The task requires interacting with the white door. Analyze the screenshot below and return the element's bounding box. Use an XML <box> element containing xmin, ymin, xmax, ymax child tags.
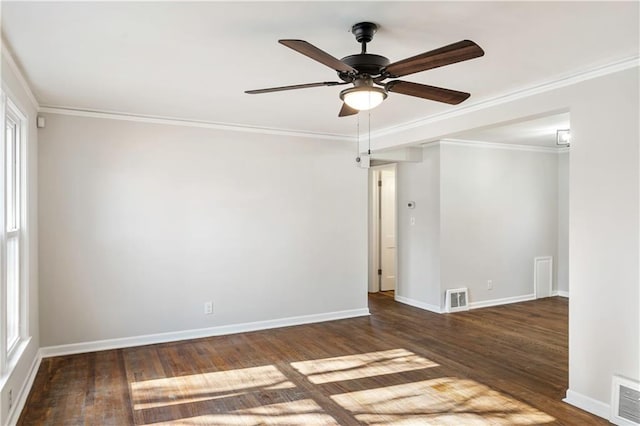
<box><xmin>380</xmin><ymin>168</ymin><xmax>396</xmax><ymax>291</ymax></box>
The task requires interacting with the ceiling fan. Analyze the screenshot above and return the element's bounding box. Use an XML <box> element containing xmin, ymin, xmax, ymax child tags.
<box><xmin>245</xmin><ymin>22</ymin><xmax>485</xmax><ymax>117</ymax></box>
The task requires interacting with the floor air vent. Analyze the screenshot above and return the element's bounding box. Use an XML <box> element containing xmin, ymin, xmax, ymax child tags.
<box><xmin>445</xmin><ymin>288</ymin><xmax>469</xmax><ymax>313</ymax></box>
<box><xmin>612</xmin><ymin>375</ymin><xmax>640</xmax><ymax>425</ymax></box>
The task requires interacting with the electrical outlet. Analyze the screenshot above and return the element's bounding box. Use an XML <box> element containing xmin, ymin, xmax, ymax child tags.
<box><xmin>204</xmin><ymin>301</ymin><xmax>213</xmax><ymax>315</ymax></box>
<box><xmin>487</xmin><ymin>280</ymin><xmax>493</xmax><ymax>290</ymax></box>
<box><xmin>8</xmin><ymin>389</ymin><xmax>12</xmax><ymax>409</ymax></box>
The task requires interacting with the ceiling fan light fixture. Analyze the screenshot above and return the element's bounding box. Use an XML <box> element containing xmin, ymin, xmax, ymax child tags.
<box><xmin>340</xmin><ymin>86</ymin><xmax>387</xmax><ymax>111</ymax></box>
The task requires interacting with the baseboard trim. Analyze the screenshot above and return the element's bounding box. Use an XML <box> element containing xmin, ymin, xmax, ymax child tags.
<box><xmin>5</xmin><ymin>350</ymin><xmax>42</xmax><ymax>426</ymax></box>
<box><xmin>40</xmin><ymin>308</ymin><xmax>370</xmax><ymax>358</ymax></box>
<box><xmin>397</xmin><ymin>292</ymin><xmax>561</xmax><ymax>313</ymax></box>
<box><xmin>395</xmin><ymin>295</ymin><xmax>443</xmax><ymax>313</ymax></box>
<box><xmin>564</xmin><ymin>389</ymin><xmax>610</xmax><ymax>420</ymax></box>
<box><xmin>553</xmin><ymin>290</ymin><xmax>570</xmax><ymax>298</ymax></box>
<box><xmin>469</xmin><ymin>293</ymin><xmax>536</xmax><ymax>310</ymax></box>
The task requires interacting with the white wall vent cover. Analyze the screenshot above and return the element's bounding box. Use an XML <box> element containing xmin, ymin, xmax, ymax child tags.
<box><xmin>611</xmin><ymin>375</ymin><xmax>640</xmax><ymax>425</ymax></box>
<box><xmin>445</xmin><ymin>288</ymin><xmax>469</xmax><ymax>313</ymax></box>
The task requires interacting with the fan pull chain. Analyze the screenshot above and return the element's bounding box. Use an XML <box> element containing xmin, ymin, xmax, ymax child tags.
<box><xmin>357</xmin><ymin>113</ymin><xmax>360</xmax><ymax>157</ymax></box>
<box><xmin>368</xmin><ymin>110</ymin><xmax>371</xmax><ymax>155</ymax></box>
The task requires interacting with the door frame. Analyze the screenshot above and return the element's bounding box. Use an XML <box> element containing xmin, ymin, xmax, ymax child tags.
<box><xmin>368</xmin><ymin>163</ymin><xmax>397</xmax><ymax>293</ymax></box>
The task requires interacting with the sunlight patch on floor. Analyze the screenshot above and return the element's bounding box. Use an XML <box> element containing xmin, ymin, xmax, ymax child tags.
<box><xmin>130</xmin><ymin>352</ymin><xmax>556</xmax><ymax>425</ymax></box>
<box><xmin>291</xmin><ymin>348</ymin><xmax>438</xmax><ymax>384</ymax></box>
<box><xmin>330</xmin><ymin>377</ymin><xmax>556</xmax><ymax>425</ymax></box>
<box><xmin>131</xmin><ymin>365</ymin><xmax>295</xmax><ymax>410</ymax></box>
<box><xmin>145</xmin><ymin>398</ymin><xmax>340</xmax><ymax>425</ymax></box>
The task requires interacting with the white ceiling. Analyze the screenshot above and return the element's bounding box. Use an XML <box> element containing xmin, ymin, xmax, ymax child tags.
<box><xmin>2</xmin><ymin>1</ymin><xmax>638</xmax><ymax>140</ymax></box>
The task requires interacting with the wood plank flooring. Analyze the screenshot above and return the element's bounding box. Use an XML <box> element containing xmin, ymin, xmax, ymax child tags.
<box><xmin>19</xmin><ymin>294</ymin><xmax>608</xmax><ymax>425</ymax></box>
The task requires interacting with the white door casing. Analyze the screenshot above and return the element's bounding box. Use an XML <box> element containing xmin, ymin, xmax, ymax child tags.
<box><xmin>380</xmin><ymin>168</ymin><xmax>396</xmax><ymax>291</ymax></box>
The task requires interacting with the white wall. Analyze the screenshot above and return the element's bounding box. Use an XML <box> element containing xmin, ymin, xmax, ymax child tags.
<box><xmin>568</xmin><ymin>70</ymin><xmax>638</xmax><ymax>409</ymax></box>
<box><xmin>0</xmin><ymin>53</ymin><xmax>39</xmax><ymax>426</ymax></box>
<box><xmin>38</xmin><ymin>113</ymin><xmax>368</xmax><ymax>347</ymax></box>
<box><xmin>396</xmin><ymin>144</ymin><xmax>441</xmax><ymax>310</ymax></box>
<box><xmin>440</xmin><ymin>143</ymin><xmax>560</xmax><ymax>304</ymax></box>
<box><xmin>556</xmin><ymin>151</ymin><xmax>569</xmax><ymax>294</ymax></box>
<box><xmin>374</xmin><ymin>67</ymin><xmax>639</xmax><ymax>417</ymax></box>
<box><xmin>397</xmin><ymin>142</ymin><xmax>562</xmax><ymax>311</ymax></box>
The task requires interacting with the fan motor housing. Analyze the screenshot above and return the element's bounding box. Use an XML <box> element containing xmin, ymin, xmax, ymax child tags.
<box><xmin>339</xmin><ymin>53</ymin><xmax>390</xmax><ymax>80</ymax></box>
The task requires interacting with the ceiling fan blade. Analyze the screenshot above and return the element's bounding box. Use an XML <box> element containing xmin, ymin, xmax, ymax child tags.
<box><xmin>386</xmin><ymin>81</ymin><xmax>470</xmax><ymax>105</ymax></box>
<box><xmin>384</xmin><ymin>40</ymin><xmax>484</xmax><ymax>78</ymax></box>
<box><xmin>279</xmin><ymin>39</ymin><xmax>356</xmax><ymax>73</ymax></box>
<box><xmin>338</xmin><ymin>103</ymin><xmax>359</xmax><ymax>117</ymax></box>
<box><xmin>245</xmin><ymin>81</ymin><xmax>345</xmax><ymax>94</ymax></box>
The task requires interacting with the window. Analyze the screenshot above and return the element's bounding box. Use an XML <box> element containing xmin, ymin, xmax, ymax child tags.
<box><xmin>1</xmin><ymin>93</ymin><xmax>26</xmax><ymax>371</ymax></box>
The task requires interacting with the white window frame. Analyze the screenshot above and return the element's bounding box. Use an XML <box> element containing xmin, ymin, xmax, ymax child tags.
<box><xmin>0</xmin><ymin>92</ymin><xmax>28</xmax><ymax>373</ymax></box>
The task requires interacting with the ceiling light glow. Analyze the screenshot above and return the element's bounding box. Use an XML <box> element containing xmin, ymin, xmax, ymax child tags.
<box><xmin>340</xmin><ymin>86</ymin><xmax>387</xmax><ymax>111</ymax></box>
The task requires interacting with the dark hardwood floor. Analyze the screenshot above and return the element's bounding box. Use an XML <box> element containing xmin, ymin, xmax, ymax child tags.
<box><xmin>19</xmin><ymin>293</ymin><xmax>607</xmax><ymax>425</ymax></box>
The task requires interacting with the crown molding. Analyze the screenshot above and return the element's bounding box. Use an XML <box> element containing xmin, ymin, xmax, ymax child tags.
<box><xmin>372</xmin><ymin>56</ymin><xmax>640</xmax><ymax>141</ymax></box>
<box><xmin>0</xmin><ymin>39</ymin><xmax>40</xmax><ymax>110</ymax></box>
<box><xmin>429</xmin><ymin>139</ymin><xmax>570</xmax><ymax>154</ymax></box>
<box><xmin>39</xmin><ymin>105</ymin><xmax>355</xmax><ymax>142</ymax></box>
<box><xmin>6</xmin><ymin>48</ymin><xmax>637</xmax><ymax>143</ymax></box>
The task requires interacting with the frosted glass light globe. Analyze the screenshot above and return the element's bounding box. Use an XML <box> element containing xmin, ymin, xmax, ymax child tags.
<box><xmin>341</xmin><ymin>87</ymin><xmax>387</xmax><ymax>111</ymax></box>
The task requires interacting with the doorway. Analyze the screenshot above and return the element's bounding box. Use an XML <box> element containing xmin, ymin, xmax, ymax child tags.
<box><xmin>369</xmin><ymin>164</ymin><xmax>397</xmax><ymax>293</ymax></box>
